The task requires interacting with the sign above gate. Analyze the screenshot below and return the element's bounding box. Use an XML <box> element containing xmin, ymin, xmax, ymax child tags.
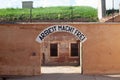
<box><xmin>36</xmin><ymin>25</ymin><xmax>87</xmax><ymax>43</ymax></box>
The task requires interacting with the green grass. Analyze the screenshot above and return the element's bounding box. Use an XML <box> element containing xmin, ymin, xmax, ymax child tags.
<box><xmin>0</xmin><ymin>6</ymin><xmax>98</xmax><ymax>22</ymax></box>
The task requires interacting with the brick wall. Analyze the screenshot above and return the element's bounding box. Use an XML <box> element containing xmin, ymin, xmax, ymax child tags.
<box><xmin>0</xmin><ymin>23</ymin><xmax>120</xmax><ymax>75</ymax></box>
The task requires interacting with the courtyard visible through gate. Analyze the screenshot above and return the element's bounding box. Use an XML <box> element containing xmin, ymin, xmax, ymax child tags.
<box><xmin>41</xmin><ymin>66</ymin><xmax>81</xmax><ymax>74</ymax></box>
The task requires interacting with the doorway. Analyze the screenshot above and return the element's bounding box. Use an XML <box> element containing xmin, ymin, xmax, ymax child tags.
<box><xmin>40</xmin><ymin>32</ymin><xmax>82</xmax><ymax>73</ymax></box>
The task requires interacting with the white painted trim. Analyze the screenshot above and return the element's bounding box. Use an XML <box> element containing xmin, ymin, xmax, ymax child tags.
<box><xmin>80</xmin><ymin>42</ymin><xmax>82</xmax><ymax>73</ymax></box>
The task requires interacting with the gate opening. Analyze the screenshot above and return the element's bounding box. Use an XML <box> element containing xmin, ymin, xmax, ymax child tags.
<box><xmin>40</xmin><ymin>32</ymin><xmax>82</xmax><ymax>74</ymax></box>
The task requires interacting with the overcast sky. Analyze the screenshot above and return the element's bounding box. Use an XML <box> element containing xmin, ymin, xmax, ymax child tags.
<box><xmin>0</xmin><ymin>0</ymin><xmax>120</xmax><ymax>9</ymax></box>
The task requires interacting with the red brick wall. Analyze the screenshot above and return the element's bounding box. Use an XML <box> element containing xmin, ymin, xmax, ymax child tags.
<box><xmin>0</xmin><ymin>23</ymin><xmax>120</xmax><ymax>75</ymax></box>
<box><xmin>0</xmin><ymin>24</ymin><xmax>41</xmax><ymax>75</ymax></box>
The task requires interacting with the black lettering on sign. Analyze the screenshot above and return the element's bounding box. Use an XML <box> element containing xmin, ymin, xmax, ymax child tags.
<box><xmin>74</xmin><ymin>29</ymin><xmax>86</xmax><ymax>41</ymax></box>
<box><xmin>58</xmin><ymin>25</ymin><xmax>62</xmax><ymax>31</ymax></box>
<box><xmin>39</xmin><ymin>33</ymin><xmax>45</xmax><ymax>41</ymax></box>
<box><xmin>39</xmin><ymin>36</ymin><xmax>43</xmax><ymax>41</ymax></box>
<box><xmin>77</xmin><ymin>31</ymin><xmax>82</xmax><ymax>37</ymax></box>
<box><xmin>69</xmin><ymin>27</ymin><xmax>75</xmax><ymax>33</ymax></box>
<box><xmin>44</xmin><ymin>30</ymin><xmax>49</xmax><ymax>36</ymax></box>
<box><xmin>53</xmin><ymin>26</ymin><xmax>57</xmax><ymax>32</ymax></box>
<box><xmin>66</xmin><ymin>26</ymin><xmax>74</xmax><ymax>33</ymax></box>
<box><xmin>41</xmin><ymin>33</ymin><xmax>45</xmax><ymax>38</ymax></box>
<box><xmin>62</xmin><ymin>26</ymin><xmax>66</xmax><ymax>31</ymax></box>
<box><xmin>80</xmin><ymin>34</ymin><xmax>86</xmax><ymax>41</ymax></box>
<box><xmin>58</xmin><ymin>25</ymin><xmax>75</xmax><ymax>33</ymax></box>
<box><xmin>48</xmin><ymin>26</ymin><xmax>56</xmax><ymax>33</ymax></box>
<box><xmin>74</xmin><ymin>30</ymin><xmax>79</xmax><ymax>35</ymax></box>
<box><xmin>36</xmin><ymin>25</ymin><xmax>87</xmax><ymax>43</ymax></box>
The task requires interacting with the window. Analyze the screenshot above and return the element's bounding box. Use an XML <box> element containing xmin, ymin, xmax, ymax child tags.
<box><xmin>71</xmin><ymin>43</ymin><xmax>79</xmax><ymax>57</ymax></box>
<box><xmin>50</xmin><ymin>43</ymin><xmax>58</xmax><ymax>57</ymax></box>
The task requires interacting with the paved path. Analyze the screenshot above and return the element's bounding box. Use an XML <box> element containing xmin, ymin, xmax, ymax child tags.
<box><xmin>41</xmin><ymin>66</ymin><xmax>81</xmax><ymax>73</ymax></box>
<box><xmin>0</xmin><ymin>74</ymin><xmax>120</xmax><ymax>80</ymax></box>
<box><xmin>0</xmin><ymin>66</ymin><xmax>120</xmax><ymax>80</ymax></box>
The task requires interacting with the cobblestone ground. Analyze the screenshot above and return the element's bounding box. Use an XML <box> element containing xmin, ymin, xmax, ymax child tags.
<box><xmin>0</xmin><ymin>66</ymin><xmax>120</xmax><ymax>80</ymax></box>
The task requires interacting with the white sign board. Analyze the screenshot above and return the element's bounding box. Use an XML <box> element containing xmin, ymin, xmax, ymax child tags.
<box><xmin>36</xmin><ymin>25</ymin><xmax>87</xmax><ymax>43</ymax></box>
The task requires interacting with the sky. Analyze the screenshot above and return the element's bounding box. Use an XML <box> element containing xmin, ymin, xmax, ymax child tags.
<box><xmin>0</xmin><ymin>0</ymin><xmax>120</xmax><ymax>9</ymax></box>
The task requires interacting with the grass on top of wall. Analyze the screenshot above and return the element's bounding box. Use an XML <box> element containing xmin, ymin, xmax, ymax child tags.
<box><xmin>0</xmin><ymin>6</ymin><xmax>98</xmax><ymax>22</ymax></box>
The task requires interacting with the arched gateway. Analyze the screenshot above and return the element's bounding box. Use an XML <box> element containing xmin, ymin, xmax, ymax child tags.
<box><xmin>36</xmin><ymin>25</ymin><xmax>87</xmax><ymax>66</ymax></box>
